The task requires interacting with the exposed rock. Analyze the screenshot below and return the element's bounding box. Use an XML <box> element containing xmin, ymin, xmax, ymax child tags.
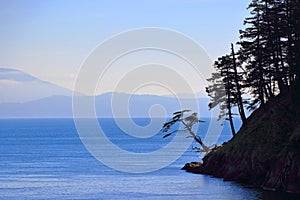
<box><xmin>181</xmin><ymin>162</ymin><xmax>202</xmax><ymax>173</ymax></box>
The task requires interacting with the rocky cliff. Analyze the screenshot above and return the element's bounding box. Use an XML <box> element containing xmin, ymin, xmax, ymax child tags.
<box><xmin>183</xmin><ymin>90</ymin><xmax>300</xmax><ymax>193</ymax></box>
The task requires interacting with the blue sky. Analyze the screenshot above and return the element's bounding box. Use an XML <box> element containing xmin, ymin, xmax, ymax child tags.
<box><xmin>0</xmin><ymin>0</ymin><xmax>250</xmax><ymax>95</ymax></box>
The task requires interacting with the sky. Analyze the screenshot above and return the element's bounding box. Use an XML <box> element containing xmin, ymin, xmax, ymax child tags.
<box><xmin>0</xmin><ymin>0</ymin><xmax>250</xmax><ymax>96</ymax></box>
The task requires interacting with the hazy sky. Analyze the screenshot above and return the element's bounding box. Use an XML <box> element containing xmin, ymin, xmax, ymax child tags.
<box><xmin>0</xmin><ymin>0</ymin><xmax>250</xmax><ymax>95</ymax></box>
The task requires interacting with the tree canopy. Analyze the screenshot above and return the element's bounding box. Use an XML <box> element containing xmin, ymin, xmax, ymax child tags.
<box><xmin>206</xmin><ymin>0</ymin><xmax>300</xmax><ymax>134</ymax></box>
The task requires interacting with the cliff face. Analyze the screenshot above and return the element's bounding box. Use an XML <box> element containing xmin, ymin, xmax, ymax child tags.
<box><xmin>189</xmin><ymin>91</ymin><xmax>300</xmax><ymax>193</ymax></box>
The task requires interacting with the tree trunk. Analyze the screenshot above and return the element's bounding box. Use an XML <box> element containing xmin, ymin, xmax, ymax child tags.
<box><xmin>194</xmin><ymin>136</ymin><xmax>210</xmax><ymax>152</ymax></box>
<box><xmin>225</xmin><ymin>78</ymin><xmax>236</xmax><ymax>136</ymax></box>
<box><xmin>183</xmin><ymin>122</ymin><xmax>210</xmax><ymax>153</ymax></box>
<box><xmin>227</xmin><ymin>99</ymin><xmax>236</xmax><ymax>137</ymax></box>
<box><xmin>231</xmin><ymin>44</ymin><xmax>247</xmax><ymax>124</ymax></box>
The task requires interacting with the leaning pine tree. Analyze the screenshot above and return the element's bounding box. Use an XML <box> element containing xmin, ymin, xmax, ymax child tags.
<box><xmin>161</xmin><ymin>110</ymin><xmax>211</xmax><ymax>153</ymax></box>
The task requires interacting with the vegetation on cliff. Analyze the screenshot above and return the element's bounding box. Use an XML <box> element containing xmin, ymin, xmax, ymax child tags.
<box><xmin>183</xmin><ymin>0</ymin><xmax>300</xmax><ymax>194</ymax></box>
<box><xmin>188</xmin><ymin>89</ymin><xmax>300</xmax><ymax>193</ymax></box>
<box><xmin>206</xmin><ymin>0</ymin><xmax>300</xmax><ymax>135</ymax></box>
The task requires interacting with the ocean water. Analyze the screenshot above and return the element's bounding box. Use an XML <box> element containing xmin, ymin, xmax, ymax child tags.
<box><xmin>0</xmin><ymin>118</ymin><xmax>299</xmax><ymax>199</ymax></box>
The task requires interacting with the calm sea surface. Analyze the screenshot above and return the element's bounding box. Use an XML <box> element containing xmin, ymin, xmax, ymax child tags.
<box><xmin>0</xmin><ymin>118</ymin><xmax>299</xmax><ymax>199</ymax></box>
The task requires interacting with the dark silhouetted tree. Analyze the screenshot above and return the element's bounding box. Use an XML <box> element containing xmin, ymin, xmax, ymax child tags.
<box><xmin>206</xmin><ymin>55</ymin><xmax>238</xmax><ymax>136</ymax></box>
<box><xmin>231</xmin><ymin>43</ymin><xmax>247</xmax><ymax>124</ymax></box>
<box><xmin>207</xmin><ymin>0</ymin><xmax>300</xmax><ymax>135</ymax></box>
<box><xmin>161</xmin><ymin>110</ymin><xmax>211</xmax><ymax>153</ymax></box>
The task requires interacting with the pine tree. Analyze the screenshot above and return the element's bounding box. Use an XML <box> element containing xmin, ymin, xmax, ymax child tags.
<box><xmin>161</xmin><ymin>110</ymin><xmax>211</xmax><ymax>153</ymax></box>
<box><xmin>231</xmin><ymin>44</ymin><xmax>247</xmax><ymax>124</ymax></box>
<box><xmin>286</xmin><ymin>0</ymin><xmax>300</xmax><ymax>86</ymax></box>
<box><xmin>207</xmin><ymin>0</ymin><xmax>300</xmax><ymax>134</ymax></box>
<box><xmin>206</xmin><ymin>55</ymin><xmax>239</xmax><ymax>136</ymax></box>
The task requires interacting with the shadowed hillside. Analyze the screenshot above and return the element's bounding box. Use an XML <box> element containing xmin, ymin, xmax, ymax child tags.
<box><xmin>183</xmin><ymin>88</ymin><xmax>300</xmax><ymax>193</ymax></box>
<box><xmin>182</xmin><ymin>0</ymin><xmax>300</xmax><ymax>194</ymax></box>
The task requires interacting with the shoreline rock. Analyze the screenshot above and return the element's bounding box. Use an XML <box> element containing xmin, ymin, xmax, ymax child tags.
<box><xmin>181</xmin><ymin>162</ymin><xmax>202</xmax><ymax>173</ymax></box>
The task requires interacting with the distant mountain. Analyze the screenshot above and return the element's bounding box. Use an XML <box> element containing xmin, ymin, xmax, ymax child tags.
<box><xmin>162</xmin><ymin>91</ymin><xmax>209</xmax><ymax>99</ymax></box>
<box><xmin>0</xmin><ymin>95</ymin><xmax>73</xmax><ymax>118</ymax></box>
<box><xmin>94</xmin><ymin>92</ymin><xmax>211</xmax><ymax>118</ymax></box>
<box><xmin>0</xmin><ymin>93</ymin><xmax>211</xmax><ymax>118</ymax></box>
<box><xmin>0</xmin><ymin>68</ymin><xmax>212</xmax><ymax>118</ymax></box>
<box><xmin>0</xmin><ymin>68</ymin><xmax>76</xmax><ymax>103</ymax></box>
